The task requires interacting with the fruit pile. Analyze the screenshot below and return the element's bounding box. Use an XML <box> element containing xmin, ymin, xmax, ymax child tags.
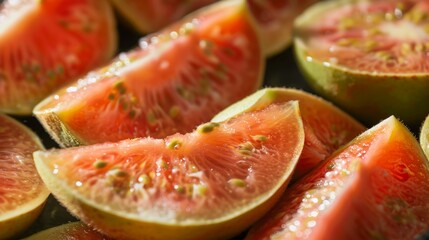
<box><xmin>1</xmin><ymin>0</ymin><xmax>429</xmax><ymax>239</ymax></box>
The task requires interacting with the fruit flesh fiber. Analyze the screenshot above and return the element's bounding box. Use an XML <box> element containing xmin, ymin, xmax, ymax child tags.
<box><xmin>0</xmin><ymin>115</ymin><xmax>49</xmax><ymax>239</ymax></box>
<box><xmin>0</xmin><ymin>0</ymin><xmax>117</xmax><ymax>114</ymax></box>
<box><xmin>294</xmin><ymin>0</ymin><xmax>429</xmax><ymax>128</ymax></box>
<box><xmin>247</xmin><ymin>116</ymin><xmax>429</xmax><ymax>240</ymax></box>
<box><xmin>34</xmin><ymin>102</ymin><xmax>304</xmax><ymax>240</ymax></box>
<box><xmin>213</xmin><ymin>88</ymin><xmax>365</xmax><ymax>179</ymax></box>
<box><xmin>34</xmin><ymin>0</ymin><xmax>263</xmax><ymax>147</ymax></box>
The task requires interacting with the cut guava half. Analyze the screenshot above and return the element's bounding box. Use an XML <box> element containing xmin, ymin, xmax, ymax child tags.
<box><xmin>213</xmin><ymin>87</ymin><xmax>365</xmax><ymax>179</ymax></box>
<box><xmin>23</xmin><ymin>221</ymin><xmax>109</xmax><ymax>240</ymax></box>
<box><xmin>0</xmin><ymin>114</ymin><xmax>49</xmax><ymax>239</ymax></box>
<box><xmin>294</xmin><ymin>0</ymin><xmax>429</xmax><ymax>128</ymax></box>
<box><xmin>247</xmin><ymin>116</ymin><xmax>429</xmax><ymax>239</ymax></box>
<box><xmin>33</xmin><ymin>0</ymin><xmax>263</xmax><ymax>148</ymax></box>
<box><xmin>0</xmin><ymin>0</ymin><xmax>117</xmax><ymax>114</ymax></box>
<box><xmin>34</xmin><ymin>102</ymin><xmax>304</xmax><ymax>240</ymax></box>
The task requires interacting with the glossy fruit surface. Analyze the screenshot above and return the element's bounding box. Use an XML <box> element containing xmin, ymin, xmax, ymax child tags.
<box><xmin>213</xmin><ymin>87</ymin><xmax>365</xmax><ymax>179</ymax></box>
<box><xmin>34</xmin><ymin>0</ymin><xmax>263</xmax><ymax>148</ymax></box>
<box><xmin>294</xmin><ymin>0</ymin><xmax>429</xmax><ymax>128</ymax></box>
<box><xmin>0</xmin><ymin>114</ymin><xmax>49</xmax><ymax>239</ymax></box>
<box><xmin>247</xmin><ymin>116</ymin><xmax>429</xmax><ymax>240</ymax></box>
<box><xmin>24</xmin><ymin>221</ymin><xmax>110</xmax><ymax>240</ymax></box>
<box><xmin>109</xmin><ymin>0</ymin><xmax>217</xmax><ymax>33</ymax></box>
<box><xmin>34</xmin><ymin>102</ymin><xmax>304</xmax><ymax>240</ymax></box>
<box><xmin>0</xmin><ymin>0</ymin><xmax>117</xmax><ymax>114</ymax></box>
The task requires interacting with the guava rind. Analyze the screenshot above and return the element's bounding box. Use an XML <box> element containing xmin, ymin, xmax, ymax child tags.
<box><xmin>0</xmin><ymin>0</ymin><xmax>117</xmax><ymax>115</ymax></box>
<box><xmin>34</xmin><ymin>102</ymin><xmax>305</xmax><ymax>240</ymax></box>
<box><xmin>34</xmin><ymin>0</ymin><xmax>263</xmax><ymax>148</ymax></box>
<box><xmin>23</xmin><ymin>222</ymin><xmax>108</xmax><ymax>240</ymax></box>
<box><xmin>213</xmin><ymin>87</ymin><xmax>365</xmax><ymax>179</ymax></box>
<box><xmin>247</xmin><ymin>116</ymin><xmax>429</xmax><ymax>239</ymax></box>
<box><xmin>419</xmin><ymin>115</ymin><xmax>429</xmax><ymax>160</ymax></box>
<box><xmin>294</xmin><ymin>0</ymin><xmax>429</xmax><ymax>129</ymax></box>
<box><xmin>0</xmin><ymin>115</ymin><xmax>49</xmax><ymax>239</ymax></box>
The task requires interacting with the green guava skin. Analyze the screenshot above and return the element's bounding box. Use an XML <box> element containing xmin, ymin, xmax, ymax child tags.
<box><xmin>294</xmin><ymin>39</ymin><xmax>429</xmax><ymax>130</ymax></box>
<box><xmin>419</xmin><ymin>115</ymin><xmax>429</xmax><ymax>160</ymax></box>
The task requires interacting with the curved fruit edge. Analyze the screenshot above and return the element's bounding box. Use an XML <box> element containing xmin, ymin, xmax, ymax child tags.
<box><xmin>293</xmin><ymin>0</ymin><xmax>429</xmax><ymax>127</ymax></box>
<box><xmin>419</xmin><ymin>115</ymin><xmax>429</xmax><ymax>160</ymax></box>
<box><xmin>33</xmin><ymin>102</ymin><xmax>305</xmax><ymax>240</ymax></box>
<box><xmin>108</xmin><ymin>0</ymin><xmax>153</xmax><ymax>34</ymax></box>
<box><xmin>1</xmin><ymin>0</ymin><xmax>118</xmax><ymax>116</ymax></box>
<box><xmin>33</xmin><ymin>104</ymin><xmax>84</xmax><ymax>147</ymax></box>
<box><xmin>33</xmin><ymin>0</ymin><xmax>264</xmax><ymax>148</ymax></box>
<box><xmin>212</xmin><ymin>87</ymin><xmax>364</xmax><ymax>129</ymax></box>
<box><xmin>22</xmin><ymin>221</ymin><xmax>106</xmax><ymax>240</ymax></box>
<box><xmin>0</xmin><ymin>115</ymin><xmax>50</xmax><ymax>239</ymax></box>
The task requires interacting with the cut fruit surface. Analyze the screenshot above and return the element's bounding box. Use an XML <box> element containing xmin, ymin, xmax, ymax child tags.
<box><xmin>248</xmin><ymin>0</ymin><xmax>317</xmax><ymax>56</ymax></box>
<box><xmin>34</xmin><ymin>0</ymin><xmax>263</xmax><ymax>148</ymax></box>
<box><xmin>24</xmin><ymin>221</ymin><xmax>110</xmax><ymax>240</ymax></box>
<box><xmin>34</xmin><ymin>102</ymin><xmax>304</xmax><ymax>240</ymax></box>
<box><xmin>0</xmin><ymin>114</ymin><xmax>49</xmax><ymax>239</ymax></box>
<box><xmin>109</xmin><ymin>0</ymin><xmax>217</xmax><ymax>34</ymax></box>
<box><xmin>294</xmin><ymin>0</ymin><xmax>429</xmax><ymax>127</ymax></box>
<box><xmin>213</xmin><ymin>88</ymin><xmax>365</xmax><ymax>179</ymax></box>
<box><xmin>0</xmin><ymin>0</ymin><xmax>117</xmax><ymax>114</ymax></box>
<box><xmin>246</xmin><ymin>116</ymin><xmax>429</xmax><ymax>240</ymax></box>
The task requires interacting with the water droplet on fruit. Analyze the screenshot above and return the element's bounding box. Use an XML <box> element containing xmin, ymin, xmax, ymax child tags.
<box><xmin>75</xmin><ymin>181</ymin><xmax>82</xmax><ymax>187</ymax></box>
<box><xmin>170</xmin><ymin>31</ymin><xmax>179</xmax><ymax>39</ymax></box>
<box><xmin>306</xmin><ymin>56</ymin><xmax>313</xmax><ymax>62</ymax></box>
<box><xmin>307</xmin><ymin>220</ymin><xmax>316</xmax><ymax>228</ymax></box>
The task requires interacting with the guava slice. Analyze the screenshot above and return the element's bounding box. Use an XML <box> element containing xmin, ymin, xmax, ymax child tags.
<box><xmin>213</xmin><ymin>87</ymin><xmax>365</xmax><ymax>179</ymax></box>
<box><xmin>0</xmin><ymin>114</ymin><xmax>49</xmax><ymax>239</ymax></box>
<box><xmin>109</xmin><ymin>0</ymin><xmax>217</xmax><ymax>34</ymax></box>
<box><xmin>33</xmin><ymin>0</ymin><xmax>263</xmax><ymax>148</ymax></box>
<box><xmin>23</xmin><ymin>221</ymin><xmax>109</xmax><ymax>240</ymax></box>
<box><xmin>419</xmin><ymin>114</ymin><xmax>429</xmax><ymax>159</ymax></box>
<box><xmin>246</xmin><ymin>116</ymin><xmax>429</xmax><ymax>239</ymax></box>
<box><xmin>294</xmin><ymin>0</ymin><xmax>429</xmax><ymax>128</ymax></box>
<box><xmin>248</xmin><ymin>0</ymin><xmax>317</xmax><ymax>56</ymax></box>
<box><xmin>0</xmin><ymin>0</ymin><xmax>117</xmax><ymax>114</ymax></box>
<box><xmin>34</xmin><ymin>102</ymin><xmax>304</xmax><ymax>240</ymax></box>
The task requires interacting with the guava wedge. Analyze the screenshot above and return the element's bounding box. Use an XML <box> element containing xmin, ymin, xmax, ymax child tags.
<box><xmin>213</xmin><ymin>88</ymin><xmax>365</xmax><ymax>179</ymax></box>
<box><xmin>34</xmin><ymin>102</ymin><xmax>304</xmax><ymax>240</ymax></box>
<box><xmin>294</xmin><ymin>0</ymin><xmax>429</xmax><ymax>128</ymax></box>
<box><xmin>419</xmin><ymin>114</ymin><xmax>429</xmax><ymax>159</ymax></box>
<box><xmin>33</xmin><ymin>0</ymin><xmax>263</xmax><ymax>148</ymax></box>
<box><xmin>248</xmin><ymin>0</ymin><xmax>317</xmax><ymax>56</ymax></box>
<box><xmin>246</xmin><ymin>116</ymin><xmax>429</xmax><ymax>240</ymax></box>
<box><xmin>0</xmin><ymin>114</ymin><xmax>49</xmax><ymax>239</ymax></box>
<box><xmin>109</xmin><ymin>0</ymin><xmax>217</xmax><ymax>34</ymax></box>
<box><xmin>23</xmin><ymin>222</ymin><xmax>109</xmax><ymax>240</ymax></box>
<box><xmin>0</xmin><ymin>0</ymin><xmax>117</xmax><ymax>115</ymax></box>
